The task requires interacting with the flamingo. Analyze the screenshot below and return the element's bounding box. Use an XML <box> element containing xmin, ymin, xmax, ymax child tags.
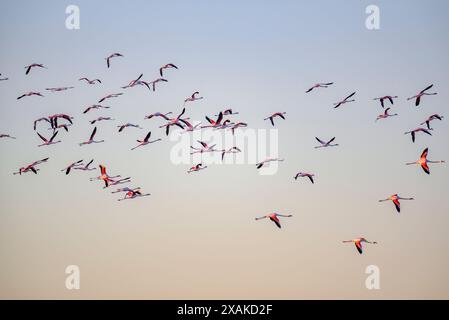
<box><xmin>333</xmin><ymin>92</ymin><xmax>356</xmax><ymax>108</ymax></box>
<box><xmin>117</xmin><ymin>123</ymin><xmax>142</xmax><ymax>132</ymax></box>
<box><xmin>294</xmin><ymin>172</ymin><xmax>315</xmax><ymax>183</ymax></box>
<box><xmin>117</xmin><ymin>189</ymin><xmax>151</xmax><ymax>201</ymax></box>
<box><xmin>48</xmin><ymin>123</ymin><xmax>71</xmax><ymax>132</ymax></box>
<box><xmin>264</xmin><ymin>112</ymin><xmax>286</xmax><ymax>127</ymax></box>
<box><xmin>147</xmin><ymin>78</ymin><xmax>168</xmax><ymax>91</ymax></box>
<box><xmin>305</xmin><ymin>82</ymin><xmax>333</xmax><ymax>93</ymax></box>
<box><xmin>215</xmin><ymin>109</ymin><xmax>239</xmax><ymax>116</ymax></box>
<box><xmin>0</xmin><ymin>73</ymin><xmax>8</xmax><ymax>81</ymax></box>
<box><xmin>17</xmin><ymin>91</ymin><xmax>43</xmax><ymax>100</ymax></box>
<box><xmin>314</xmin><ymin>137</ymin><xmax>339</xmax><ymax>148</ymax></box>
<box><xmin>131</xmin><ymin>131</ymin><xmax>162</xmax><ymax>150</ymax></box>
<box><xmin>83</xmin><ymin>105</ymin><xmax>110</xmax><ymax>114</ymax></box>
<box><xmin>373</xmin><ymin>95</ymin><xmax>398</xmax><ymax>108</ymax></box>
<box><xmin>90</xmin><ymin>165</ymin><xmax>120</xmax><ymax>187</ymax></box>
<box><xmin>105</xmin><ymin>53</ymin><xmax>123</xmax><ymax>68</ymax></box>
<box><xmin>187</xmin><ymin>163</ymin><xmax>207</xmax><ymax>173</ymax></box>
<box><xmin>202</xmin><ymin>112</ymin><xmax>224</xmax><ymax>129</ymax></box>
<box><xmin>342</xmin><ymin>238</ymin><xmax>377</xmax><ymax>254</ymax></box>
<box><xmin>184</xmin><ymin>92</ymin><xmax>203</xmax><ymax>105</ymax></box>
<box><xmin>90</xmin><ymin>117</ymin><xmax>114</xmax><ymax>125</ymax></box>
<box><xmin>121</xmin><ymin>73</ymin><xmax>143</xmax><ymax>89</ymax></box>
<box><xmin>61</xmin><ymin>160</ymin><xmax>83</xmax><ymax>175</ymax></box>
<box><xmin>420</xmin><ymin>114</ymin><xmax>444</xmax><ymax>130</ymax></box>
<box><xmin>79</xmin><ymin>77</ymin><xmax>101</xmax><ymax>84</ymax></box>
<box><xmin>36</xmin><ymin>131</ymin><xmax>61</xmax><ymax>147</ymax></box>
<box><xmin>406</xmin><ymin>148</ymin><xmax>445</xmax><ymax>175</ymax></box>
<box><xmin>159</xmin><ymin>108</ymin><xmax>187</xmax><ymax>135</ymax></box>
<box><xmin>25</xmin><ymin>63</ymin><xmax>46</xmax><ymax>75</ymax></box>
<box><xmin>190</xmin><ymin>140</ymin><xmax>218</xmax><ymax>155</ymax></box>
<box><xmin>376</xmin><ymin>108</ymin><xmax>398</xmax><ymax>122</ymax></box>
<box><xmin>98</xmin><ymin>93</ymin><xmax>123</xmax><ymax>103</ymax></box>
<box><xmin>13</xmin><ymin>158</ymin><xmax>49</xmax><ymax>175</ymax></box>
<box><xmin>73</xmin><ymin>159</ymin><xmax>96</xmax><ymax>172</ymax></box>
<box><xmin>179</xmin><ymin>119</ymin><xmax>201</xmax><ymax>132</ymax></box>
<box><xmin>221</xmin><ymin>147</ymin><xmax>241</xmax><ymax>160</ymax></box>
<box><xmin>45</xmin><ymin>87</ymin><xmax>74</xmax><ymax>92</ymax></box>
<box><xmin>145</xmin><ymin>112</ymin><xmax>172</xmax><ymax>120</ymax></box>
<box><xmin>79</xmin><ymin>127</ymin><xmax>104</xmax><ymax>146</ymax></box>
<box><xmin>112</xmin><ymin>187</ymin><xmax>141</xmax><ymax>194</ymax></box>
<box><xmin>256</xmin><ymin>158</ymin><xmax>284</xmax><ymax>169</ymax></box>
<box><xmin>255</xmin><ymin>213</ymin><xmax>293</xmax><ymax>229</ymax></box>
<box><xmin>159</xmin><ymin>63</ymin><xmax>178</xmax><ymax>77</ymax></box>
<box><xmin>0</xmin><ymin>134</ymin><xmax>16</xmax><ymax>139</ymax></box>
<box><xmin>407</xmin><ymin>84</ymin><xmax>437</xmax><ymax>106</ymax></box>
<box><xmin>404</xmin><ymin>127</ymin><xmax>432</xmax><ymax>143</ymax></box>
<box><xmin>104</xmin><ymin>177</ymin><xmax>132</xmax><ymax>189</ymax></box>
<box><xmin>379</xmin><ymin>194</ymin><xmax>414</xmax><ymax>213</ymax></box>
<box><xmin>48</xmin><ymin>114</ymin><xmax>73</xmax><ymax>129</ymax></box>
<box><xmin>34</xmin><ymin>117</ymin><xmax>52</xmax><ymax>130</ymax></box>
<box><xmin>230</xmin><ymin>122</ymin><xmax>248</xmax><ymax>135</ymax></box>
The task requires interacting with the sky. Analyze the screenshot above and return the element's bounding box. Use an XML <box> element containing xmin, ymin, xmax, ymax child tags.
<box><xmin>1</xmin><ymin>0</ymin><xmax>449</xmax><ymax>299</ymax></box>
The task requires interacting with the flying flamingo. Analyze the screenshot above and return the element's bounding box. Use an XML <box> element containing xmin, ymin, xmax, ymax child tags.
<box><xmin>406</xmin><ymin>148</ymin><xmax>445</xmax><ymax>175</ymax></box>
<box><xmin>48</xmin><ymin>114</ymin><xmax>73</xmax><ymax>129</ymax></box>
<box><xmin>112</xmin><ymin>187</ymin><xmax>141</xmax><ymax>194</ymax></box>
<box><xmin>25</xmin><ymin>63</ymin><xmax>46</xmax><ymax>75</ymax></box>
<box><xmin>98</xmin><ymin>93</ymin><xmax>123</xmax><ymax>103</ymax></box>
<box><xmin>202</xmin><ymin>112</ymin><xmax>223</xmax><ymax>129</ymax></box>
<box><xmin>264</xmin><ymin>112</ymin><xmax>286</xmax><ymax>126</ymax></box>
<box><xmin>407</xmin><ymin>84</ymin><xmax>437</xmax><ymax>106</ymax></box>
<box><xmin>305</xmin><ymin>82</ymin><xmax>334</xmax><ymax>93</ymax></box>
<box><xmin>13</xmin><ymin>158</ymin><xmax>49</xmax><ymax>175</ymax></box>
<box><xmin>79</xmin><ymin>127</ymin><xmax>104</xmax><ymax>146</ymax></box>
<box><xmin>184</xmin><ymin>92</ymin><xmax>203</xmax><ymax>105</ymax></box>
<box><xmin>404</xmin><ymin>127</ymin><xmax>432</xmax><ymax>143</ymax></box>
<box><xmin>17</xmin><ymin>91</ymin><xmax>43</xmax><ymax>100</ymax></box>
<box><xmin>0</xmin><ymin>134</ymin><xmax>16</xmax><ymax>139</ymax></box>
<box><xmin>131</xmin><ymin>131</ymin><xmax>162</xmax><ymax>150</ymax></box>
<box><xmin>36</xmin><ymin>131</ymin><xmax>61</xmax><ymax>147</ymax></box>
<box><xmin>83</xmin><ymin>105</ymin><xmax>110</xmax><ymax>114</ymax></box>
<box><xmin>378</xmin><ymin>194</ymin><xmax>414</xmax><ymax>213</ymax></box>
<box><xmin>215</xmin><ymin>109</ymin><xmax>239</xmax><ymax>116</ymax></box>
<box><xmin>420</xmin><ymin>114</ymin><xmax>444</xmax><ymax>130</ymax></box>
<box><xmin>179</xmin><ymin>119</ymin><xmax>201</xmax><ymax>132</ymax></box>
<box><xmin>256</xmin><ymin>158</ymin><xmax>284</xmax><ymax>169</ymax></box>
<box><xmin>45</xmin><ymin>87</ymin><xmax>74</xmax><ymax>92</ymax></box>
<box><xmin>190</xmin><ymin>140</ymin><xmax>218</xmax><ymax>155</ymax></box>
<box><xmin>48</xmin><ymin>123</ymin><xmax>72</xmax><ymax>132</ymax></box>
<box><xmin>159</xmin><ymin>108</ymin><xmax>187</xmax><ymax>135</ymax></box>
<box><xmin>105</xmin><ymin>53</ymin><xmax>123</xmax><ymax>68</ymax></box>
<box><xmin>117</xmin><ymin>189</ymin><xmax>151</xmax><ymax>201</ymax></box>
<box><xmin>187</xmin><ymin>163</ymin><xmax>207</xmax><ymax>173</ymax></box>
<box><xmin>373</xmin><ymin>95</ymin><xmax>398</xmax><ymax>108</ymax></box>
<box><xmin>314</xmin><ymin>137</ymin><xmax>339</xmax><ymax>148</ymax></box>
<box><xmin>221</xmin><ymin>146</ymin><xmax>241</xmax><ymax>160</ymax></box>
<box><xmin>73</xmin><ymin>159</ymin><xmax>96</xmax><ymax>172</ymax></box>
<box><xmin>117</xmin><ymin>123</ymin><xmax>142</xmax><ymax>132</ymax></box>
<box><xmin>294</xmin><ymin>172</ymin><xmax>315</xmax><ymax>183</ymax></box>
<box><xmin>90</xmin><ymin>165</ymin><xmax>120</xmax><ymax>187</ymax></box>
<box><xmin>79</xmin><ymin>78</ymin><xmax>101</xmax><ymax>84</ymax></box>
<box><xmin>145</xmin><ymin>112</ymin><xmax>172</xmax><ymax>120</ymax></box>
<box><xmin>159</xmin><ymin>63</ymin><xmax>178</xmax><ymax>77</ymax></box>
<box><xmin>376</xmin><ymin>108</ymin><xmax>398</xmax><ymax>122</ymax></box>
<box><xmin>342</xmin><ymin>238</ymin><xmax>377</xmax><ymax>254</ymax></box>
<box><xmin>61</xmin><ymin>160</ymin><xmax>83</xmax><ymax>175</ymax></box>
<box><xmin>90</xmin><ymin>117</ymin><xmax>114</xmax><ymax>125</ymax></box>
<box><xmin>121</xmin><ymin>73</ymin><xmax>143</xmax><ymax>89</ymax></box>
<box><xmin>333</xmin><ymin>92</ymin><xmax>356</xmax><ymax>108</ymax></box>
<box><xmin>255</xmin><ymin>213</ymin><xmax>293</xmax><ymax>229</ymax></box>
<box><xmin>147</xmin><ymin>78</ymin><xmax>168</xmax><ymax>91</ymax></box>
<box><xmin>104</xmin><ymin>177</ymin><xmax>132</xmax><ymax>189</ymax></box>
<box><xmin>0</xmin><ymin>73</ymin><xmax>8</xmax><ymax>81</ymax></box>
<box><xmin>230</xmin><ymin>122</ymin><xmax>248</xmax><ymax>135</ymax></box>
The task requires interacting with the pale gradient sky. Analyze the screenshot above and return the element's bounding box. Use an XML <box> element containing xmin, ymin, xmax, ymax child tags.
<box><xmin>1</xmin><ymin>0</ymin><xmax>449</xmax><ymax>299</ymax></box>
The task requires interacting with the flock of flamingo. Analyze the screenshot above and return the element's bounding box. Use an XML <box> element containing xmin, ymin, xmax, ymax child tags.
<box><xmin>1</xmin><ymin>54</ymin><xmax>446</xmax><ymax>255</ymax></box>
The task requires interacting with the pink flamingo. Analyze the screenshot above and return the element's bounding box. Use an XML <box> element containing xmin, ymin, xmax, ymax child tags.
<box><xmin>117</xmin><ymin>123</ymin><xmax>142</xmax><ymax>132</ymax></box>
<box><xmin>184</xmin><ymin>92</ymin><xmax>204</xmax><ymax>105</ymax></box>
<box><xmin>83</xmin><ymin>105</ymin><xmax>110</xmax><ymax>114</ymax></box>
<box><xmin>45</xmin><ymin>87</ymin><xmax>74</xmax><ymax>92</ymax></box>
<box><xmin>190</xmin><ymin>140</ymin><xmax>219</xmax><ymax>155</ymax></box>
<box><xmin>221</xmin><ymin>146</ymin><xmax>241</xmax><ymax>160</ymax></box>
<box><xmin>373</xmin><ymin>95</ymin><xmax>398</xmax><ymax>108</ymax></box>
<box><xmin>79</xmin><ymin>78</ymin><xmax>101</xmax><ymax>84</ymax></box>
<box><xmin>407</xmin><ymin>84</ymin><xmax>437</xmax><ymax>106</ymax></box>
<box><xmin>187</xmin><ymin>163</ymin><xmax>207</xmax><ymax>173</ymax></box>
<box><xmin>294</xmin><ymin>172</ymin><xmax>315</xmax><ymax>183</ymax></box>
<box><xmin>379</xmin><ymin>194</ymin><xmax>414</xmax><ymax>213</ymax></box>
<box><xmin>131</xmin><ymin>131</ymin><xmax>162</xmax><ymax>150</ymax></box>
<box><xmin>255</xmin><ymin>213</ymin><xmax>293</xmax><ymax>229</ymax></box>
<box><xmin>117</xmin><ymin>189</ymin><xmax>151</xmax><ymax>201</ymax></box>
<box><xmin>406</xmin><ymin>148</ymin><xmax>445</xmax><ymax>175</ymax></box>
<box><xmin>17</xmin><ymin>91</ymin><xmax>43</xmax><ymax>100</ymax></box>
<box><xmin>314</xmin><ymin>137</ymin><xmax>338</xmax><ymax>148</ymax></box>
<box><xmin>36</xmin><ymin>131</ymin><xmax>61</xmax><ymax>147</ymax></box>
<box><xmin>376</xmin><ymin>107</ymin><xmax>398</xmax><ymax>122</ymax></box>
<box><xmin>79</xmin><ymin>127</ymin><xmax>104</xmax><ymax>146</ymax></box>
<box><xmin>98</xmin><ymin>93</ymin><xmax>123</xmax><ymax>103</ymax></box>
<box><xmin>145</xmin><ymin>112</ymin><xmax>172</xmax><ymax>120</ymax></box>
<box><xmin>0</xmin><ymin>134</ymin><xmax>16</xmax><ymax>139</ymax></box>
<box><xmin>25</xmin><ymin>63</ymin><xmax>46</xmax><ymax>75</ymax></box>
<box><xmin>264</xmin><ymin>112</ymin><xmax>286</xmax><ymax>126</ymax></box>
<box><xmin>342</xmin><ymin>238</ymin><xmax>377</xmax><ymax>254</ymax></box>
<box><xmin>90</xmin><ymin>165</ymin><xmax>120</xmax><ymax>187</ymax></box>
<box><xmin>305</xmin><ymin>82</ymin><xmax>333</xmax><ymax>93</ymax></box>
<box><xmin>61</xmin><ymin>160</ymin><xmax>84</xmax><ymax>175</ymax></box>
<box><xmin>13</xmin><ymin>158</ymin><xmax>49</xmax><ymax>175</ymax></box>
<box><xmin>420</xmin><ymin>114</ymin><xmax>444</xmax><ymax>130</ymax></box>
<box><xmin>105</xmin><ymin>53</ymin><xmax>123</xmax><ymax>68</ymax></box>
<box><xmin>73</xmin><ymin>159</ymin><xmax>96</xmax><ymax>172</ymax></box>
<box><xmin>404</xmin><ymin>127</ymin><xmax>432</xmax><ymax>143</ymax></box>
<box><xmin>256</xmin><ymin>158</ymin><xmax>284</xmax><ymax>169</ymax></box>
<box><xmin>159</xmin><ymin>108</ymin><xmax>188</xmax><ymax>135</ymax></box>
<box><xmin>159</xmin><ymin>63</ymin><xmax>178</xmax><ymax>77</ymax></box>
<box><xmin>333</xmin><ymin>92</ymin><xmax>356</xmax><ymax>108</ymax></box>
<box><xmin>90</xmin><ymin>117</ymin><xmax>114</xmax><ymax>125</ymax></box>
<box><xmin>202</xmin><ymin>112</ymin><xmax>224</xmax><ymax>129</ymax></box>
<box><xmin>147</xmin><ymin>78</ymin><xmax>168</xmax><ymax>91</ymax></box>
